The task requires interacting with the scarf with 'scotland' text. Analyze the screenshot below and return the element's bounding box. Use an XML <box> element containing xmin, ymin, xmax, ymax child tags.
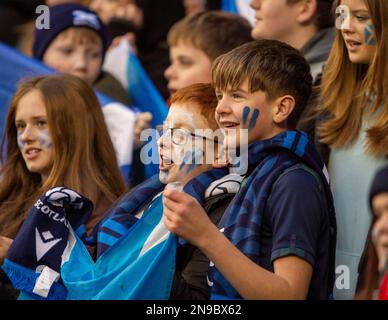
<box><xmin>1</xmin><ymin>187</ymin><xmax>93</xmax><ymax>299</ymax></box>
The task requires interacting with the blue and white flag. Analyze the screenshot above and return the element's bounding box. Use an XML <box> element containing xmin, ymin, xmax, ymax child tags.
<box><xmin>2</xmin><ymin>186</ymin><xmax>176</xmax><ymax>300</ymax></box>
<box><xmin>103</xmin><ymin>40</ymin><xmax>169</xmax><ymax>178</ymax></box>
<box><xmin>61</xmin><ymin>194</ymin><xmax>176</xmax><ymax>300</ymax></box>
<box><xmin>0</xmin><ymin>42</ymin><xmax>136</xmax><ymax>180</ymax></box>
<box><xmin>222</xmin><ymin>0</ymin><xmax>255</xmax><ymax>26</ymax></box>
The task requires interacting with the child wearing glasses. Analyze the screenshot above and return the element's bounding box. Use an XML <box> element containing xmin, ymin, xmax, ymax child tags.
<box><xmin>163</xmin><ymin>40</ymin><xmax>337</xmax><ymax>300</ymax></box>
<box><xmin>91</xmin><ymin>83</ymin><xmax>242</xmax><ymax>299</ymax></box>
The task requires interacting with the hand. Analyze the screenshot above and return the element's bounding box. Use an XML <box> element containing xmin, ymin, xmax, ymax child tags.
<box><xmin>372</xmin><ymin>220</ymin><xmax>388</xmax><ymax>272</ymax></box>
<box><xmin>0</xmin><ymin>236</ymin><xmax>13</xmax><ymax>264</ymax></box>
<box><xmin>134</xmin><ymin>112</ymin><xmax>152</xmax><ymax>149</ymax></box>
<box><xmin>109</xmin><ymin>32</ymin><xmax>138</xmax><ymax>53</ymax></box>
<box><xmin>163</xmin><ymin>189</ymin><xmax>218</xmax><ymax>248</ymax></box>
<box><xmin>114</xmin><ymin>3</ymin><xmax>144</xmax><ymax>28</ymax></box>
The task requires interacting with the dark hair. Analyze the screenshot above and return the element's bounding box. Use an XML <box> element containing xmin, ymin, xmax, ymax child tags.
<box><xmin>286</xmin><ymin>0</ymin><xmax>334</xmax><ymax>29</ymax></box>
<box><xmin>167</xmin><ymin>11</ymin><xmax>252</xmax><ymax>61</ymax></box>
<box><xmin>212</xmin><ymin>40</ymin><xmax>313</xmax><ymax>129</ymax></box>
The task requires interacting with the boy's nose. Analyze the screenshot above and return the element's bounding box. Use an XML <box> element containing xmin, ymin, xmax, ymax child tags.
<box><xmin>164</xmin><ymin>65</ymin><xmax>175</xmax><ymax>81</ymax></box>
<box><xmin>215</xmin><ymin>98</ymin><xmax>231</xmax><ymax>115</ymax></box>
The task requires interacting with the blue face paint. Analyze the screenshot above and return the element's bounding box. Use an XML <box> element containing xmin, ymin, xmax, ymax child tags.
<box><xmin>179</xmin><ymin>149</ymin><xmax>204</xmax><ymax>175</ymax></box>
<box><xmin>241</xmin><ymin>106</ymin><xmax>260</xmax><ymax>130</ymax></box>
<box><xmin>365</xmin><ymin>24</ymin><xmax>376</xmax><ymax>46</ymax></box>
<box><xmin>17</xmin><ymin>128</ymin><xmax>53</xmax><ymax>151</ymax></box>
<box><xmin>38</xmin><ymin>130</ymin><xmax>53</xmax><ymax>149</ymax></box>
<box><xmin>242</xmin><ymin>106</ymin><xmax>251</xmax><ymax>126</ymax></box>
<box><xmin>248</xmin><ymin>109</ymin><xmax>260</xmax><ymax>130</ymax></box>
<box><xmin>17</xmin><ymin>133</ymin><xmax>24</xmax><ymax>150</ymax></box>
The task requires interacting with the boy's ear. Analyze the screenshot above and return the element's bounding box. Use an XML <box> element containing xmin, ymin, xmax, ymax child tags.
<box><xmin>296</xmin><ymin>0</ymin><xmax>318</xmax><ymax>25</ymax></box>
<box><xmin>272</xmin><ymin>95</ymin><xmax>295</xmax><ymax>125</ymax></box>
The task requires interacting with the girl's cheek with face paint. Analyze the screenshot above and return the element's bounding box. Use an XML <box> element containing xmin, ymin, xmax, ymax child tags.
<box><xmin>38</xmin><ymin>130</ymin><xmax>53</xmax><ymax>149</ymax></box>
<box><xmin>17</xmin><ymin>133</ymin><xmax>24</xmax><ymax>151</ymax></box>
<box><xmin>364</xmin><ymin>24</ymin><xmax>376</xmax><ymax>46</ymax></box>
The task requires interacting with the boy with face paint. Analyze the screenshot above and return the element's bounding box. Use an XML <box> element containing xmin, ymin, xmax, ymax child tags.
<box><xmin>249</xmin><ymin>0</ymin><xmax>334</xmax><ymax>138</ymax></box>
<box><xmin>163</xmin><ymin>40</ymin><xmax>337</xmax><ymax>300</ymax></box>
<box><xmin>93</xmin><ymin>83</ymin><xmax>242</xmax><ymax>299</ymax></box>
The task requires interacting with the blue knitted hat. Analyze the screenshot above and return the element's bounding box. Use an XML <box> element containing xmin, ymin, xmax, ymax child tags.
<box><xmin>33</xmin><ymin>3</ymin><xmax>110</xmax><ymax>61</ymax></box>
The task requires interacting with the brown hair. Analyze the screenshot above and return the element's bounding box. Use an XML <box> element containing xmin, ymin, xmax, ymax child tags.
<box><xmin>318</xmin><ymin>0</ymin><xmax>388</xmax><ymax>157</ymax></box>
<box><xmin>0</xmin><ymin>74</ymin><xmax>127</xmax><ymax>238</ymax></box>
<box><xmin>286</xmin><ymin>0</ymin><xmax>334</xmax><ymax>30</ymax></box>
<box><xmin>170</xmin><ymin>83</ymin><xmax>219</xmax><ymax>131</ymax></box>
<box><xmin>167</xmin><ymin>11</ymin><xmax>252</xmax><ymax>62</ymax></box>
<box><xmin>354</xmin><ymin>217</ymin><xmax>379</xmax><ymax>300</ymax></box>
<box><xmin>212</xmin><ymin>40</ymin><xmax>313</xmax><ymax>129</ymax></box>
<box><xmin>54</xmin><ymin>27</ymin><xmax>102</xmax><ymax>47</ymax></box>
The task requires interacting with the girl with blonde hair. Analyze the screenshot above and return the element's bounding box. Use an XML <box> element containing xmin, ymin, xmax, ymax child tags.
<box><xmin>318</xmin><ymin>0</ymin><xmax>388</xmax><ymax>299</ymax></box>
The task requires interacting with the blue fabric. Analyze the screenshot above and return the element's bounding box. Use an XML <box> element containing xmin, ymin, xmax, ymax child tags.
<box><xmin>260</xmin><ymin>165</ymin><xmax>334</xmax><ymax>299</ymax></box>
<box><xmin>126</xmin><ymin>51</ymin><xmax>169</xmax><ymax>178</ymax></box>
<box><xmin>58</xmin><ymin>167</ymin><xmax>229</xmax><ymax>300</ymax></box>
<box><xmin>208</xmin><ymin>131</ymin><xmax>337</xmax><ymax>300</ymax></box>
<box><xmin>1</xmin><ymin>187</ymin><xmax>94</xmax><ymax>299</ymax></box>
<box><xmin>62</xmin><ymin>195</ymin><xmax>177</xmax><ymax>300</ymax></box>
<box><xmin>221</xmin><ymin>0</ymin><xmax>239</xmax><ymax>13</ymax></box>
<box><xmin>0</xmin><ymin>42</ymin><xmax>134</xmax><ymax>178</ymax></box>
<box><xmin>96</xmin><ymin>168</ymin><xmax>229</xmax><ymax>258</ymax></box>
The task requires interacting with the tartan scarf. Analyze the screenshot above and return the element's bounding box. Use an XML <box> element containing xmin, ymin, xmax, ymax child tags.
<box><xmin>208</xmin><ymin>131</ymin><xmax>337</xmax><ymax>300</ymax></box>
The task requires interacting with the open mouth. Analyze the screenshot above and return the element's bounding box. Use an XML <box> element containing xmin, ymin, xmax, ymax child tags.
<box><xmin>159</xmin><ymin>154</ymin><xmax>174</xmax><ymax>170</ymax></box>
<box><xmin>24</xmin><ymin>148</ymin><xmax>42</xmax><ymax>159</ymax></box>
<box><xmin>345</xmin><ymin>40</ymin><xmax>362</xmax><ymax>49</ymax></box>
<box><xmin>220</xmin><ymin>121</ymin><xmax>240</xmax><ymax>129</ymax></box>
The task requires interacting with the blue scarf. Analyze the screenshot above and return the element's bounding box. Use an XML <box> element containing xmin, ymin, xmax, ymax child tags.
<box><xmin>208</xmin><ymin>131</ymin><xmax>337</xmax><ymax>300</ymax></box>
<box><xmin>2</xmin><ymin>187</ymin><xmax>94</xmax><ymax>299</ymax></box>
<box><xmin>60</xmin><ymin>167</ymin><xmax>230</xmax><ymax>300</ymax></box>
<box><xmin>96</xmin><ymin>167</ymin><xmax>229</xmax><ymax>258</ymax></box>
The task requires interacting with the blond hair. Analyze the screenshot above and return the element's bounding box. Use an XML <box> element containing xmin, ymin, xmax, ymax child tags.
<box><xmin>318</xmin><ymin>0</ymin><xmax>388</xmax><ymax>156</ymax></box>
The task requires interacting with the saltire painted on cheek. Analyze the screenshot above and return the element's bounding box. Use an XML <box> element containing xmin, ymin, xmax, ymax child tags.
<box><xmin>364</xmin><ymin>24</ymin><xmax>376</xmax><ymax>46</ymax></box>
<box><xmin>0</xmin><ymin>42</ymin><xmax>136</xmax><ymax>182</ymax></box>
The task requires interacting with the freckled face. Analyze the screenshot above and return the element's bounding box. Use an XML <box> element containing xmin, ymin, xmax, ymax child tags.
<box><xmin>15</xmin><ymin>90</ymin><xmax>55</xmax><ymax>181</ymax></box>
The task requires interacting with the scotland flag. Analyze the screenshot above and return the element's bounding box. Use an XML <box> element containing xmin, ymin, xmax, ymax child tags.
<box><xmin>3</xmin><ymin>186</ymin><xmax>176</xmax><ymax>300</ymax></box>
<box><xmin>103</xmin><ymin>40</ymin><xmax>169</xmax><ymax>178</ymax></box>
<box><xmin>0</xmin><ymin>42</ymin><xmax>135</xmax><ymax>179</ymax></box>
